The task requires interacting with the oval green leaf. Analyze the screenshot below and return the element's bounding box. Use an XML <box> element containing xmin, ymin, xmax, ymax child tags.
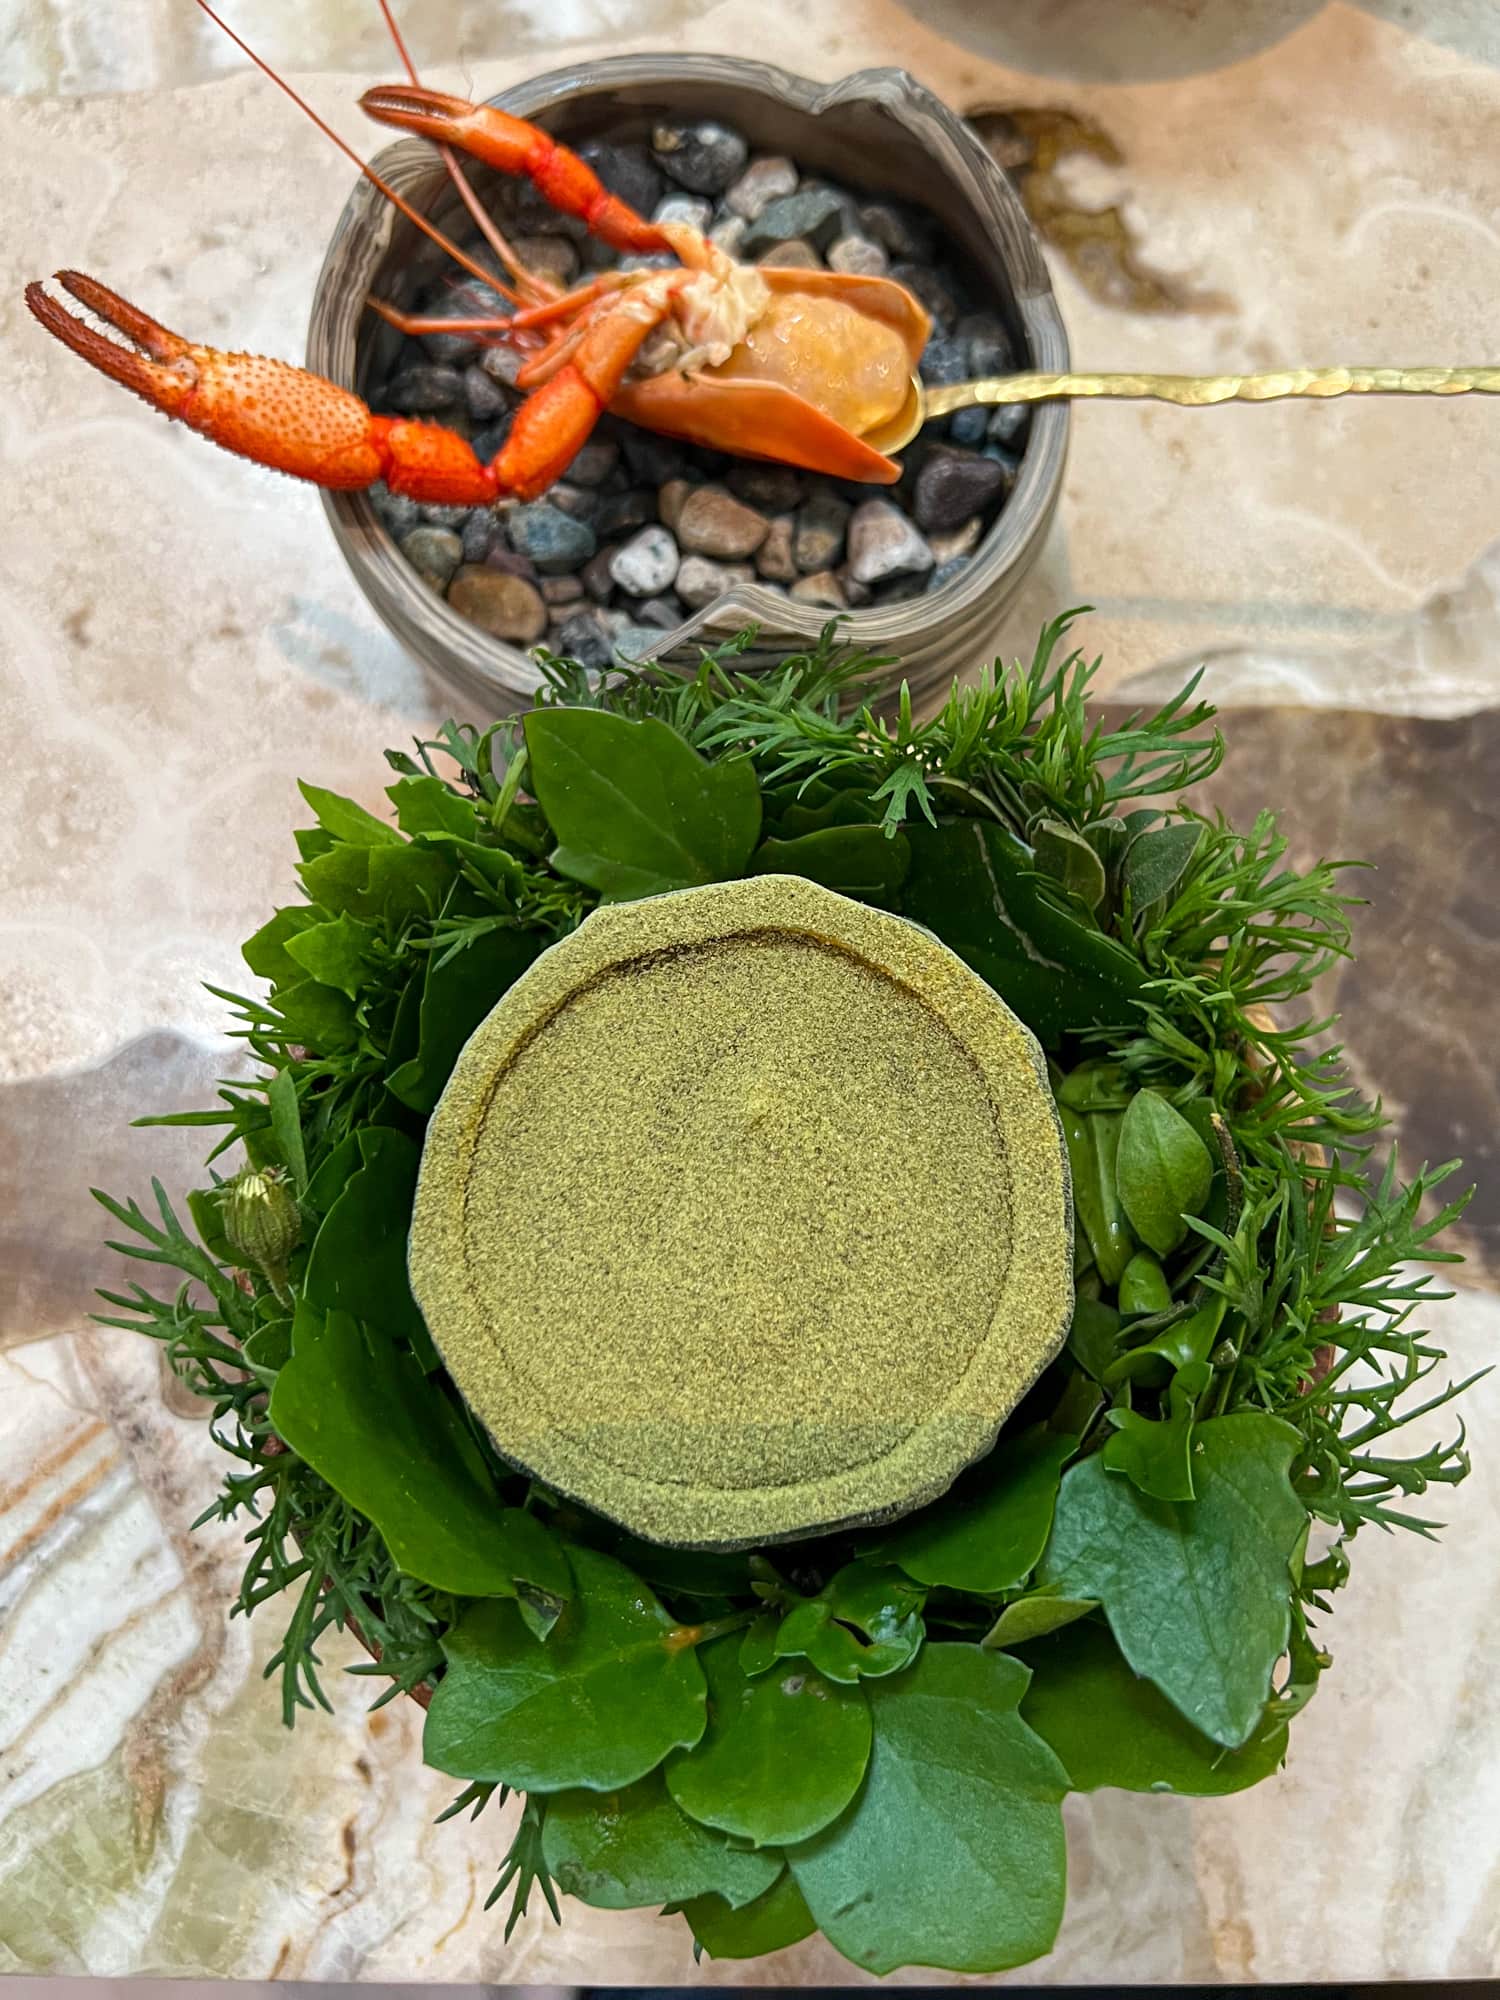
<box><xmin>749</xmin><ymin>824</ymin><xmax>911</xmax><ymax>904</ymax></box>
<box><xmin>1115</xmin><ymin>1090</ymin><xmax>1214</xmax><ymax>1257</ymax></box>
<box><xmin>666</xmin><ymin>1634</ymin><xmax>872</xmax><ymax>1847</ymax></box>
<box><xmin>681</xmin><ymin>1870</ymin><xmax>817</xmax><ymax>1960</ymax></box>
<box><xmin>788</xmin><ymin>1645</ymin><xmax>1069</xmax><ymax>1975</ymax></box>
<box><xmin>422</xmin><ymin>1546</ymin><xmax>707</xmax><ymax>1790</ymax></box>
<box><xmin>875</xmin><ymin>1425</ymin><xmax>1075</xmax><ymax>1593</ymax></box>
<box><xmin>541</xmin><ymin>1770</ymin><xmax>782</xmax><ymax>1911</ymax></box>
<box><xmin>1040</xmin><ymin>1413</ymin><xmax>1308</xmax><ymax>1748</ymax></box>
<box><xmin>773</xmin><ymin>1563</ymin><xmax>924</xmax><ymax>1685</ymax></box>
<box><xmin>523</xmin><ymin>707</ymin><xmax>762</xmax><ymax>901</ymax></box>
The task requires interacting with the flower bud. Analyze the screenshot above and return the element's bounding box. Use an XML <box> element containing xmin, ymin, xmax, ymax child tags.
<box><xmin>220</xmin><ymin>1166</ymin><xmax>301</xmax><ymax>1295</ymax></box>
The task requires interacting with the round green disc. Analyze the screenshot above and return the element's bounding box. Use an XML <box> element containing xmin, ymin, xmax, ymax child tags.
<box><xmin>408</xmin><ymin>874</ymin><xmax>1072</xmax><ymax>1548</ymax></box>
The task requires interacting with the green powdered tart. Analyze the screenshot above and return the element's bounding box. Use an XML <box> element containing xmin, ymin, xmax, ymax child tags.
<box><xmin>408</xmin><ymin>873</ymin><xmax>1072</xmax><ymax>1547</ymax></box>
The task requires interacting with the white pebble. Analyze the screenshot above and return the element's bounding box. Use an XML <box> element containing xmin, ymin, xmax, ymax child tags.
<box><xmin>609</xmin><ymin>524</ymin><xmax>680</xmax><ymax>597</ymax></box>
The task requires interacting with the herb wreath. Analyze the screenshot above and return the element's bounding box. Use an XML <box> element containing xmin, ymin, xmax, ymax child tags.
<box><xmin>100</xmin><ymin>611</ymin><xmax>1478</xmax><ymax>1975</ymax></box>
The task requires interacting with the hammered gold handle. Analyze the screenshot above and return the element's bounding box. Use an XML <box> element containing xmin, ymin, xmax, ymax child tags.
<box><xmin>922</xmin><ymin>365</ymin><xmax>1500</xmax><ymax>414</ymax></box>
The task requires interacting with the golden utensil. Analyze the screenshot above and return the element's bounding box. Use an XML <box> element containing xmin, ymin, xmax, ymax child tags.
<box><xmin>868</xmin><ymin>364</ymin><xmax>1500</xmax><ymax>457</ymax></box>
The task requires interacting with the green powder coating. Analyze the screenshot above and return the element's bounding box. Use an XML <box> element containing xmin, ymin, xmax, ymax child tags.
<box><xmin>409</xmin><ymin>875</ymin><xmax>1073</xmax><ymax>1548</ymax></box>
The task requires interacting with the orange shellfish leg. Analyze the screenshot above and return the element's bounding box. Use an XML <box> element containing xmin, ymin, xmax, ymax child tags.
<box><xmin>360</xmin><ymin>85</ymin><xmax>673</xmax><ymax>258</ymax></box>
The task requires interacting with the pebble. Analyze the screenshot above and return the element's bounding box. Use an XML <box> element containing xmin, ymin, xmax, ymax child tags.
<box><xmin>614</xmin><ymin>621</ymin><xmax>668</xmax><ymax>661</ymax></box>
<box><xmin>743</xmin><ymin>187</ymin><xmax>847</xmax><ymax>255</ymax></box>
<box><xmin>835</xmin><ymin>562</ymin><xmax>873</xmax><ymax>607</ymax></box>
<box><xmin>480</xmin><ymin>344</ymin><xmax>528</xmax><ymax>389</ymax></box>
<box><xmin>416</xmin><ymin>276</ymin><xmax>508</xmax><ymax>362</ymax></box>
<box><xmin>400</xmin><ymin>524</ymin><xmax>463</xmax><ymax>589</ymax></box>
<box><xmin>653</xmin><ymin>192</ymin><xmax>714</xmax><ymax>233</ymax></box>
<box><xmin>610</xmin><ymin>523</ymin><xmax>680</xmax><ymax>596</ymax></box>
<box><xmin>926</xmin><ymin>555</ymin><xmax>973</xmax><ymax>592</ymax></box>
<box><xmin>958</xmin><ymin>312</ymin><xmax>1013</xmax><ymax>377</ymax></box>
<box><xmin>635</xmin><ymin>593</ymin><xmax>684</xmax><ymax>628</ymax></box>
<box><xmin>846</xmin><ymin>499</ymin><xmax>934</xmax><ymax>584</ymax></box>
<box><xmin>988</xmin><ymin>403</ymin><xmax>1031</xmax><ymax>447</ymax></box>
<box><xmin>891</xmin><ymin>260</ymin><xmax>958</xmax><ymax>331</ymax></box>
<box><xmin>858</xmin><ymin>200</ymin><xmax>933</xmax><ymax>260</ymax></box>
<box><xmin>727</xmin><ymin>463</ymin><xmax>803</xmax><ymax>513</ymax></box>
<box><xmin>756</xmin><ymin>239</ymin><xmax>823</xmax><ymax>270</ymax></box>
<box><xmin>549</xmin><ymin>482</ymin><xmax>599</xmax><ymax>523</ymax></box>
<box><xmin>552</xmin><ymin>610</ymin><xmax>615</xmax><ymax>669</ymax></box>
<box><xmin>657</xmin><ymin>477</ymin><xmax>691</xmax><ymax>533</ymax></box>
<box><xmin>676</xmin><ymin>555</ymin><xmax>756</xmax><ymax>609</ymax></box>
<box><xmin>912</xmin><ymin>448</ymin><xmax>1009</xmax><ymax>533</ymax></box>
<box><xmin>578</xmin><ymin>139</ymin><xmax>664</xmax><ymax>221</ymax></box>
<box><xmin>484</xmin><ymin>546</ymin><xmax>539</xmax><ymax>582</ymax></box>
<box><xmin>677</xmin><ymin>485</ymin><xmax>770</xmax><ymax>560</ymax></box>
<box><xmin>541</xmin><ymin>575</ymin><xmax>585</xmax><ymax>606</ymax></box>
<box><xmin>512</xmin><ymin>234</ymin><xmax>578</xmax><ymax>288</ymax></box>
<box><xmin>385</xmin><ymin>363</ymin><xmax>465</xmax><ymax>415</ymax></box>
<box><xmin>372</xmin><ymin>482</ymin><xmax>422</xmax><ymax>537</ymax></box>
<box><xmin>508</xmin><ymin>501</ymin><xmax>596</xmax><ymax>572</ymax></box>
<box><xmin>726</xmin><ymin>154</ymin><xmax>798</xmax><ymax>219</ymax></box>
<box><xmin>651</xmin><ymin>120</ymin><xmax>749</xmax><ymax>196</ymax></box>
<box><xmin>595</xmin><ymin>488</ymin><xmax>658</xmax><ymax>538</ymax></box>
<box><xmin>929</xmin><ymin>515</ymin><xmax>985</xmax><ymax>564</ymax></box>
<box><xmin>462</xmin><ymin>363</ymin><xmax>510</xmax><ymax>422</ymax></box>
<box><xmin>709</xmin><ymin>215</ymin><xmax>748</xmax><ymax>256</ymax></box>
<box><xmin>581</xmin><ymin>544</ymin><xmax>621</xmax><ymax>602</ymax></box>
<box><xmin>419</xmin><ymin>501</ymin><xmax>472</xmax><ymax>529</ymax></box>
<box><xmin>827</xmin><ymin>233</ymin><xmax>889</xmax><ymax>277</ymax></box>
<box><xmin>920</xmin><ymin>334</ymin><xmax>970</xmax><ymax>387</ymax></box>
<box><xmin>568</xmin><ymin>439</ymin><xmax>620</xmax><ymax>487</ymax></box>
<box><xmin>793</xmin><ymin>490</ymin><xmax>851</xmax><ymax>572</ymax></box>
<box><xmin>447</xmin><ymin>564</ymin><xmax>547</xmax><ymax>641</ymax></box>
<box><xmin>461</xmin><ymin>508</ymin><xmax>498</xmax><ymax>563</ymax></box>
<box><xmin>622</xmin><ymin>430</ymin><xmax>689</xmax><ymax>485</ymax></box>
<box><xmin>755</xmin><ymin>514</ymin><xmax>798</xmax><ymax>583</ymax></box>
<box><xmin>789</xmin><ymin>569</ymin><xmax>848</xmax><ymax>610</ymax></box>
<box><xmin>948</xmin><ymin>406</ymin><xmax>990</xmax><ymax>448</ymax></box>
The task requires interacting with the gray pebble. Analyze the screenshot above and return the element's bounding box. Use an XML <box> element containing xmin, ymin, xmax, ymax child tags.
<box><xmin>419</xmin><ymin>501</ymin><xmax>472</xmax><ymax>529</ymax></box>
<box><xmin>957</xmin><ymin>311</ymin><xmax>1014</xmax><ymax>377</ymax></box>
<box><xmin>920</xmin><ymin>334</ymin><xmax>970</xmax><ymax>387</ymax></box>
<box><xmin>568</xmin><ymin>439</ymin><xmax>620</xmax><ymax>487</ymax></box>
<box><xmin>618</xmin><ymin>252</ymin><xmax>677</xmax><ymax>272</ymax></box>
<box><xmin>461</xmin><ymin>508</ymin><xmax>498</xmax><ymax>563</ymax></box>
<box><xmin>755</xmin><ymin>239</ymin><xmax>823</xmax><ymax>270</ymax></box>
<box><xmin>635</xmin><ymin>593</ymin><xmax>685</xmax><ymax>628</ymax></box>
<box><xmin>743</xmin><ymin>186</ymin><xmax>847</xmax><ymax>255</ymax></box>
<box><xmin>463</xmin><ymin>363</ymin><xmax>510</xmax><ymax>422</ymax></box>
<box><xmin>614</xmin><ymin>621</ymin><xmax>668</xmax><ymax>661</ymax></box>
<box><xmin>913</xmin><ymin>448</ymin><xmax>1009</xmax><ymax>533</ymax></box>
<box><xmin>596</xmin><ymin>488</ymin><xmax>658</xmax><ymax>539</ymax></box>
<box><xmin>552</xmin><ymin>610</ymin><xmax>615</xmax><ymax>670</ymax></box>
<box><xmin>480</xmin><ymin>344</ymin><xmax>528</xmax><ymax>389</ymax></box>
<box><xmin>789</xmin><ymin>569</ymin><xmax>848</xmax><ymax>610</ymax></box>
<box><xmin>676</xmin><ymin>554</ymin><xmax>756</xmax><ymax>609</ymax></box>
<box><xmin>469</xmin><ymin>413</ymin><xmax>513</xmax><ymax>465</ymax></box>
<box><xmin>511</xmin><ymin>234</ymin><xmax>580</xmax><ymax>288</ymax></box>
<box><xmin>793</xmin><ymin>490</ymin><xmax>851</xmax><ymax>573</ymax></box>
<box><xmin>399</xmin><ymin>524</ymin><xmax>462</xmax><ymax>589</ymax></box>
<box><xmin>891</xmin><ymin>261</ymin><xmax>958</xmax><ymax>331</ymax></box>
<box><xmin>484</xmin><ymin>546</ymin><xmax>539</xmax><ymax>581</ymax></box>
<box><xmin>726</xmin><ymin>155</ymin><xmax>799</xmax><ymax>220</ymax></box>
<box><xmin>653</xmin><ymin>192</ymin><xmax>714</xmax><ymax>233</ymax></box>
<box><xmin>709</xmin><ymin>214</ymin><xmax>749</xmax><ymax>256</ymax></box>
<box><xmin>582</xmin><ymin>544</ymin><xmax>622</xmax><ymax>603</ymax></box>
<box><xmin>540</xmin><ymin>575</ymin><xmax>585</xmax><ymax>606</ymax></box>
<box><xmin>386</xmin><ymin>363</ymin><xmax>465</xmax><ymax>415</ymax></box>
<box><xmin>926</xmin><ymin>555</ymin><xmax>973</xmax><ymax>593</ymax></box>
<box><xmin>621</xmin><ymin>431</ymin><xmax>689</xmax><ymax>485</ymax></box>
<box><xmin>372</xmin><ymin>481</ymin><xmax>422</xmax><ymax>537</ymax></box>
<box><xmin>417</xmin><ymin>276</ymin><xmax>509</xmax><ymax>362</ymax></box>
<box><xmin>727</xmin><ymin>463</ymin><xmax>803</xmax><ymax>513</ymax></box>
<box><xmin>928</xmin><ymin>515</ymin><xmax>985</xmax><ymax>564</ymax></box>
<box><xmin>549</xmin><ymin>481</ymin><xmax>600</xmax><ymax>523</ymax></box>
<box><xmin>873</xmin><ymin>573</ymin><xmax>928</xmax><ymax>605</ymax></box>
<box><xmin>652</xmin><ymin>120</ymin><xmax>749</xmax><ymax>196</ymax></box>
<box><xmin>858</xmin><ymin>201</ymin><xmax>933</xmax><ymax>261</ymax></box>
<box><xmin>948</xmin><ymin>406</ymin><xmax>990</xmax><ymax>447</ymax></box>
<box><xmin>835</xmin><ymin>562</ymin><xmax>873</xmax><ymax>607</ymax></box>
<box><xmin>447</xmin><ymin>565</ymin><xmax>547</xmax><ymax>642</ymax></box>
<box><xmin>846</xmin><ymin>499</ymin><xmax>934</xmax><ymax>584</ymax></box>
<box><xmin>988</xmin><ymin>403</ymin><xmax>1031</xmax><ymax>447</ymax></box>
<box><xmin>677</xmin><ymin>485</ymin><xmax>770</xmax><ymax>560</ymax></box>
<box><xmin>508</xmin><ymin>501</ymin><xmax>596</xmax><ymax>572</ymax></box>
<box><xmin>610</xmin><ymin>523</ymin><xmax>680</xmax><ymax>596</ymax></box>
<box><xmin>827</xmin><ymin>233</ymin><xmax>889</xmax><ymax>278</ymax></box>
<box><xmin>578</xmin><ymin>139</ymin><xmax>664</xmax><ymax>222</ymax></box>
<box><xmin>755</xmin><ymin>513</ymin><xmax>798</xmax><ymax>583</ymax></box>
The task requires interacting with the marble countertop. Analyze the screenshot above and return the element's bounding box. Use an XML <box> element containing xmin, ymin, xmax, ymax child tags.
<box><xmin>2</xmin><ymin>0</ymin><xmax>1498</xmax><ymax>1981</ymax></box>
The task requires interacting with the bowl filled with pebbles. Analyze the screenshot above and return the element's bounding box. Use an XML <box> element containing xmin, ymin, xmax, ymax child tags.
<box><xmin>309</xmin><ymin>53</ymin><xmax>1069</xmax><ymax>708</ymax></box>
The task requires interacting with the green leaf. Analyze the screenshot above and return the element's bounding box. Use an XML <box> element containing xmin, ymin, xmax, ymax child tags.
<box><xmin>1040</xmin><ymin>1413</ymin><xmax>1308</xmax><ymax>1748</ymax></box>
<box><xmin>1032</xmin><ymin>818</ymin><xmax>1106</xmax><ymax>911</ymax></box>
<box><xmin>1101</xmin><ymin>1359</ymin><xmax>1212</xmax><ymax>1502</ymax></box>
<box><xmin>666</xmin><ymin>1635</ymin><xmax>871</xmax><ymax>1847</ymax></box>
<box><xmin>298</xmin><ymin>843</ymin><xmax>372</xmax><ymax>916</ymax></box>
<box><xmin>302</xmin><ymin>1127</ymin><xmax>428</xmax><ymax>1351</ymax></box>
<box><xmin>542</xmin><ymin>1771</ymin><xmax>782</xmax><ymax>1912</ymax></box>
<box><xmin>901</xmin><ymin>818</ymin><xmax>1145</xmax><ymax>1047</ymax></box>
<box><xmin>681</xmin><ymin>1871</ymin><xmax>816</xmax><ymax>1960</ymax></box>
<box><xmin>266</xmin><ymin>1069</ymin><xmax>307</xmax><ymax>1193</ymax></box>
<box><xmin>267</xmin><ymin>978</ymin><xmax>358</xmax><ymax>1054</ymax></box>
<box><xmin>1123</xmin><ymin>820</ymin><xmax>1201</xmax><ymax>908</ymax></box>
<box><xmin>387</xmin><ymin>773</ymin><xmax>485</xmax><ymax>839</ymax></box>
<box><xmin>270</xmin><ymin>1302</ymin><xmax>568</xmax><ymax>1600</ymax></box>
<box><xmin>876</xmin><ymin>1426</ymin><xmax>1074</xmax><ymax>1593</ymax></box>
<box><xmin>241</xmin><ymin>1316</ymin><xmax>292</xmax><ymax>1386</ymax></box>
<box><xmin>523</xmin><ymin>708</ymin><xmax>762</xmax><ymax>900</ymax></box>
<box><xmin>297</xmin><ymin>779</ymin><xmax>403</xmax><ymax>845</ymax></box>
<box><xmin>749</xmin><ymin>825</ymin><xmax>911</xmax><ymax>904</ymax></box>
<box><xmin>422</xmin><ymin>1547</ymin><xmax>708</xmax><ymax>1790</ymax></box>
<box><xmin>773</xmin><ymin>1563</ymin><xmax>924</xmax><ymax>1685</ymax></box>
<box><xmin>788</xmin><ymin>1645</ymin><xmax>1069</xmax><ymax>1975</ymax></box>
<box><xmin>386</xmin><ymin>924</ymin><xmax>544</xmax><ymax>1114</ymax></box>
<box><xmin>1115</xmin><ymin>1090</ymin><xmax>1214</xmax><ymax>1256</ymax></box>
<box><xmin>243</xmin><ymin>906</ymin><xmax>318</xmax><ymax>985</ymax></box>
<box><xmin>1018</xmin><ymin>1620</ymin><xmax>1288</xmax><ymax>1795</ymax></box>
<box><xmin>1067</xmin><ymin>1295</ymin><xmax>1121</xmax><ymax>1380</ymax></box>
<box><xmin>982</xmin><ymin>1592</ymin><xmax>1097</xmax><ymax>1649</ymax></box>
<box><xmin>365</xmin><ymin>841</ymin><xmax>460</xmax><ymax>921</ymax></box>
<box><xmin>282</xmin><ymin>913</ymin><xmax>379</xmax><ymax>1000</ymax></box>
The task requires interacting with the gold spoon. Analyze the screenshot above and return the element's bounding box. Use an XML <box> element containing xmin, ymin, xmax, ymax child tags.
<box><xmin>867</xmin><ymin>363</ymin><xmax>1500</xmax><ymax>457</ymax></box>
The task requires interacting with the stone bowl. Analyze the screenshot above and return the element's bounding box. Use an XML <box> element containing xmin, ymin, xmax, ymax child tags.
<box><xmin>307</xmin><ymin>53</ymin><xmax>1069</xmax><ymax>714</ymax></box>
